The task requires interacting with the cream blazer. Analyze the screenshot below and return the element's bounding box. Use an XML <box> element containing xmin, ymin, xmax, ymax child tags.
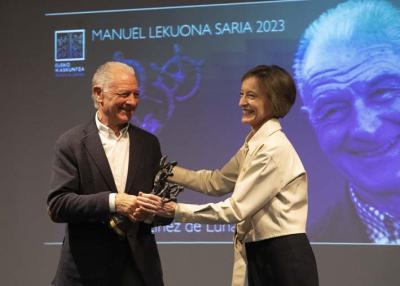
<box><xmin>169</xmin><ymin>118</ymin><xmax>308</xmax><ymax>286</ymax></box>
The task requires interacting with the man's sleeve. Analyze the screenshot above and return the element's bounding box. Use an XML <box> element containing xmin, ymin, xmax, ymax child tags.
<box><xmin>47</xmin><ymin>134</ymin><xmax>110</xmax><ymax>223</ymax></box>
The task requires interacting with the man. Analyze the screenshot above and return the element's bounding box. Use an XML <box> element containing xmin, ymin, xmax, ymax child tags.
<box><xmin>293</xmin><ymin>0</ymin><xmax>400</xmax><ymax>244</ymax></box>
<box><xmin>47</xmin><ymin>61</ymin><xmax>169</xmax><ymax>286</ymax></box>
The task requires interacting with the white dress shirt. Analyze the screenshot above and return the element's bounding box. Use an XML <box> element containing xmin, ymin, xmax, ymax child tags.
<box><xmin>169</xmin><ymin>118</ymin><xmax>308</xmax><ymax>286</ymax></box>
<box><xmin>95</xmin><ymin>113</ymin><xmax>130</xmax><ymax>212</ymax></box>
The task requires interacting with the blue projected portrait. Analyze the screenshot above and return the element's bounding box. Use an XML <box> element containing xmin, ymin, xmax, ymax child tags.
<box><xmin>294</xmin><ymin>0</ymin><xmax>400</xmax><ymax>244</ymax></box>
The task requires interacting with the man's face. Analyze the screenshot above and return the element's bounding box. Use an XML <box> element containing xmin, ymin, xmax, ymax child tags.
<box><xmin>302</xmin><ymin>42</ymin><xmax>400</xmax><ymax>204</ymax></box>
<box><xmin>239</xmin><ymin>76</ymin><xmax>273</xmax><ymax>131</ymax></box>
<box><xmin>96</xmin><ymin>66</ymin><xmax>139</xmax><ymax>132</ymax></box>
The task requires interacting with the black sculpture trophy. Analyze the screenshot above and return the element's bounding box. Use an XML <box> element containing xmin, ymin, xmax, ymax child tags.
<box><xmin>109</xmin><ymin>155</ymin><xmax>184</xmax><ymax>236</ymax></box>
<box><xmin>151</xmin><ymin>155</ymin><xmax>184</xmax><ymax>203</ymax></box>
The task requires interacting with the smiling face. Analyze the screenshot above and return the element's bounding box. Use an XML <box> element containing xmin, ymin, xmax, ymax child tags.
<box><xmin>239</xmin><ymin>76</ymin><xmax>273</xmax><ymax>132</ymax></box>
<box><xmin>94</xmin><ymin>65</ymin><xmax>139</xmax><ymax>134</ymax></box>
<box><xmin>302</xmin><ymin>42</ymin><xmax>400</xmax><ymax>213</ymax></box>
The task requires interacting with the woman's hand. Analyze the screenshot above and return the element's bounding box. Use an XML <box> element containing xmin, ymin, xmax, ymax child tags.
<box><xmin>134</xmin><ymin>192</ymin><xmax>177</xmax><ymax>219</ymax></box>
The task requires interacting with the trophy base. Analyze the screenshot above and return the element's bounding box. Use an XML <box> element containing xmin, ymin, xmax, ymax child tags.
<box><xmin>108</xmin><ymin>214</ymin><xmax>129</xmax><ymax>237</ymax></box>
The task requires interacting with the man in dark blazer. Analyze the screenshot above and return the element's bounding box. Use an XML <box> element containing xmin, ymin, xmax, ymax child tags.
<box><xmin>47</xmin><ymin>61</ymin><xmax>169</xmax><ymax>286</ymax></box>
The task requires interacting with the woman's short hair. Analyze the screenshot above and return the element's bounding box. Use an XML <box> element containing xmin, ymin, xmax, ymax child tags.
<box><xmin>241</xmin><ymin>65</ymin><xmax>296</xmax><ymax>118</ymax></box>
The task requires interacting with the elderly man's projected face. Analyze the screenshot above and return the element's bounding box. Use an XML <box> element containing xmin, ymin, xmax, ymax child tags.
<box><xmin>302</xmin><ymin>42</ymin><xmax>400</xmax><ymax>214</ymax></box>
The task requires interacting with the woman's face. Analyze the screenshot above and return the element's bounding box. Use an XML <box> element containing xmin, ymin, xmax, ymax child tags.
<box><xmin>239</xmin><ymin>76</ymin><xmax>273</xmax><ymax>131</ymax></box>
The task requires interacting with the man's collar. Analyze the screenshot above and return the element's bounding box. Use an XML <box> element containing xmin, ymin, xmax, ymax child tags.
<box><xmin>95</xmin><ymin>112</ymin><xmax>129</xmax><ymax>137</ymax></box>
<box><xmin>350</xmin><ymin>186</ymin><xmax>400</xmax><ymax>244</ymax></box>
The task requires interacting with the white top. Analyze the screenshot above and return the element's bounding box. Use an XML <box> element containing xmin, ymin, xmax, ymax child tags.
<box><xmin>95</xmin><ymin>113</ymin><xmax>130</xmax><ymax>212</ymax></box>
<box><xmin>169</xmin><ymin>118</ymin><xmax>308</xmax><ymax>286</ymax></box>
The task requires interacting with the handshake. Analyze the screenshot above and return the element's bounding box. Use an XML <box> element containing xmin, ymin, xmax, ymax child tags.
<box><xmin>109</xmin><ymin>155</ymin><xmax>184</xmax><ymax>236</ymax></box>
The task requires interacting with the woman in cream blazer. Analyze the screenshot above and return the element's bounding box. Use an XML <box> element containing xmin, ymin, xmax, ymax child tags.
<box><xmin>138</xmin><ymin>65</ymin><xmax>319</xmax><ymax>286</ymax></box>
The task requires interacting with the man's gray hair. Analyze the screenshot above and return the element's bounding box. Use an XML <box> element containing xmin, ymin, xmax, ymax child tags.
<box><xmin>91</xmin><ymin>61</ymin><xmax>135</xmax><ymax>108</ymax></box>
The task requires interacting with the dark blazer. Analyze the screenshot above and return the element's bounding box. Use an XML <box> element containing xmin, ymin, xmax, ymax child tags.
<box><xmin>47</xmin><ymin>119</ymin><xmax>167</xmax><ymax>286</ymax></box>
<box><xmin>308</xmin><ymin>189</ymin><xmax>370</xmax><ymax>243</ymax></box>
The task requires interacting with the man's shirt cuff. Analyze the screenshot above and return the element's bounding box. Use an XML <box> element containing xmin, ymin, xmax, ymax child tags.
<box><xmin>109</xmin><ymin>193</ymin><xmax>116</xmax><ymax>212</ymax></box>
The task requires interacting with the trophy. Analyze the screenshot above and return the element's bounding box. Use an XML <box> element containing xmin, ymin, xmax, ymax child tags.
<box><xmin>109</xmin><ymin>155</ymin><xmax>184</xmax><ymax>237</ymax></box>
<box><xmin>108</xmin><ymin>213</ymin><xmax>130</xmax><ymax>237</ymax></box>
<box><xmin>150</xmin><ymin>155</ymin><xmax>184</xmax><ymax>202</ymax></box>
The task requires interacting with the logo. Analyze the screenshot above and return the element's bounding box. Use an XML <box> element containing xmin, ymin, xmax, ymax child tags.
<box><xmin>53</xmin><ymin>29</ymin><xmax>86</xmax><ymax>77</ymax></box>
<box><xmin>54</xmin><ymin>29</ymin><xmax>85</xmax><ymax>62</ymax></box>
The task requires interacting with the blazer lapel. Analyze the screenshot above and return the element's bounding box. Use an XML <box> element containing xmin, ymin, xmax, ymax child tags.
<box><xmin>125</xmin><ymin>125</ymin><xmax>145</xmax><ymax>195</ymax></box>
<box><xmin>82</xmin><ymin>120</ymin><xmax>118</xmax><ymax>193</ymax></box>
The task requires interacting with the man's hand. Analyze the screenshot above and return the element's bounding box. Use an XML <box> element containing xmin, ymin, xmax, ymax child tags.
<box><xmin>115</xmin><ymin>193</ymin><xmax>139</xmax><ymax>221</ymax></box>
<box><xmin>135</xmin><ymin>192</ymin><xmax>176</xmax><ymax>219</ymax></box>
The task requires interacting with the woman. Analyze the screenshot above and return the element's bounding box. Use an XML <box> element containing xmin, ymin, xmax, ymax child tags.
<box><xmin>137</xmin><ymin>65</ymin><xmax>319</xmax><ymax>286</ymax></box>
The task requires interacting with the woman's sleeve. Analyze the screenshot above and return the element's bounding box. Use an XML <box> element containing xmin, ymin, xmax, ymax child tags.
<box><xmin>174</xmin><ymin>150</ymin><xmax>286</xmax><ymax>224</ymax></box>
<box><xmin>168</xmin><ymin>148</ymin><xmax>244</xmax><ymax>196</ymax></box>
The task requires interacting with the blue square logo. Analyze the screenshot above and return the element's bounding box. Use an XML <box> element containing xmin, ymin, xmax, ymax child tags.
<box><xmin>55</xmin><ymin>29</ymin><xmax>85</xmax><ymax>62</ymax></box>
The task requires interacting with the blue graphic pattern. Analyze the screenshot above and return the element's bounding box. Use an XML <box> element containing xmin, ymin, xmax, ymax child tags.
<box><xmin>113</xmin><ymin>44</ymin><xmax>203</xmax><ymax>134</ymax></box>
